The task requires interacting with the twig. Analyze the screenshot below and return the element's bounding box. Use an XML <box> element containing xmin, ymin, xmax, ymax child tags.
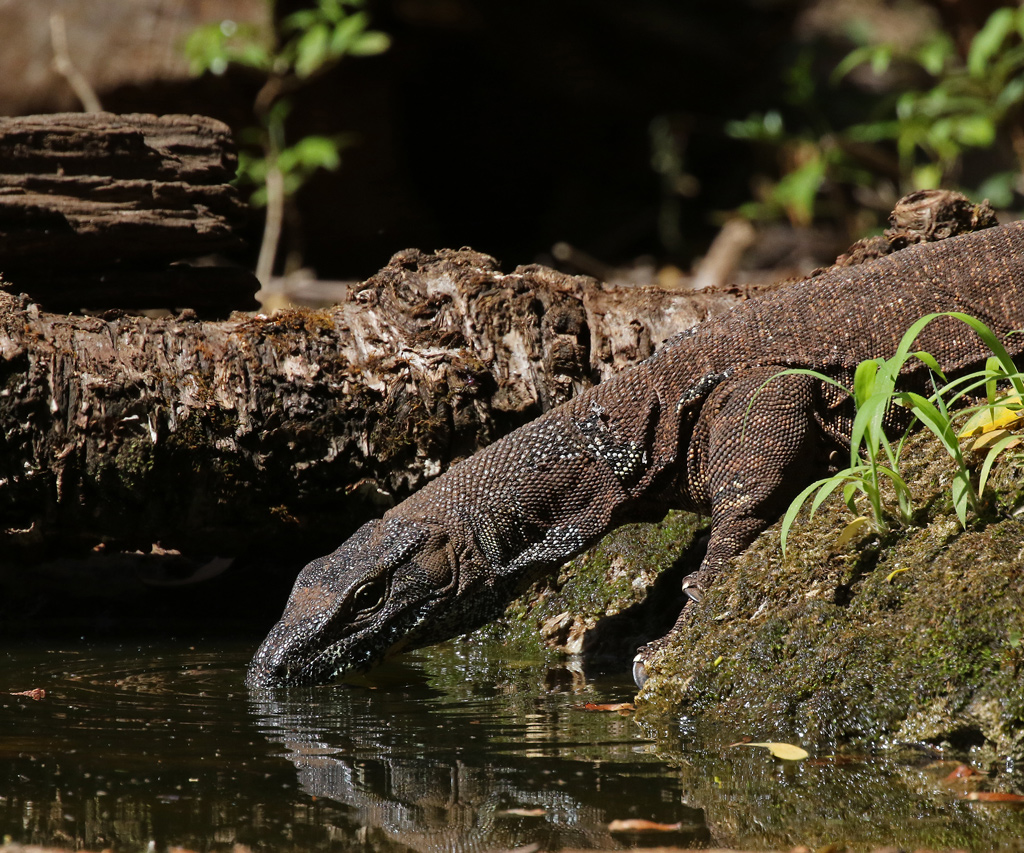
<box><xmin>50</xmin><ymin>13</ymin><xmax>103</xmax><ymax>113</ymax></box>
<box><xmin>690</xmin><ymin>218</ymin><xmax>756</xmax><ymax>291</ymax></box>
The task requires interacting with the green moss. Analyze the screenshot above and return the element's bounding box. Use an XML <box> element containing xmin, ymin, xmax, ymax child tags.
<box><xmin>470</xmin><ymin>511</ymin><xmax>703</xmax><ymax>654</ymax></box>
<box><xmin>635</xmin><ymin>430</ymin><xmax>1024</xmax><ymax>770</ymax></box>
<box><xmin>112</xmin><ymin>435</ymin><xmax>156</xmax><ymax>492</ymax></box>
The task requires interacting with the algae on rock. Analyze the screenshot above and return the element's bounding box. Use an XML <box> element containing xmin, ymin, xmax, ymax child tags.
<box><xmin>468</xmin><ymin>510</ymin><xmax>704</xmax><ymax>669</ymax></box>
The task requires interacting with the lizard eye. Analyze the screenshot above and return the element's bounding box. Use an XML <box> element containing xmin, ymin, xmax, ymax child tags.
<box><xmin>351</xmin><ymin>578</ymin><xmax>387</xmax><ymax>615</ymax></box>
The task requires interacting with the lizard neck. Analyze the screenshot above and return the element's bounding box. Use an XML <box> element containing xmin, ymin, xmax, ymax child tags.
<box><xmin>414</xmin><ymin>375</ymin><xmax>681</xmax><ymax>592</ymax></box>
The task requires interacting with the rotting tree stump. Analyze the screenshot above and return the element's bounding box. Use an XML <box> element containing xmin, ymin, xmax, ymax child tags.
<box><xmin>0</xmin><ymin>112</ymin><xmax>257</xmax><ymax>316</ymax></box>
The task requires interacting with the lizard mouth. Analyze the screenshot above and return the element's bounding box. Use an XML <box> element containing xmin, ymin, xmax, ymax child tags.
<box><xmin>304</xmin><ymin>633</ymin><xmax>414</xmax><ymax>686</ymax></box>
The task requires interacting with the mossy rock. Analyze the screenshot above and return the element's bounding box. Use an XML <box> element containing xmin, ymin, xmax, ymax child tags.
<box><xmin>636</xmin><ymin>430</ymin><xmax>1024</xmax><ymax>769</ymax></box>
<box><xmin>469</xmin><ymin>510</ymin><xmax>704</xmax><ymax>665</ymax></box>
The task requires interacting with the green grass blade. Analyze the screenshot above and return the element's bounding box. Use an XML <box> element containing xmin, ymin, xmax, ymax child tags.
<box><xmin>875</xmin><ymin>464</ymin><xmax>914</xmax><ymax>513</ymax></box>
<box><xmin>979</xmin><ymin>432</ymin><xmax>1021</xmax><ymax>495</ymax></box>
<box><xmin>851</xmin><ymin>393</ymin><xmax>891</xmax><ymax>462</ymax></box>
<box><xmin>910</xmin><ymin>349</ymin><xmax>945</xmax><ymax>378</ymax></box>
<box><xmin>950</xmin><ymin>472</ymin><xmax>972</xmax><ymax>528</ymax></box>
<box><xmin>853</xmin><ymin>359</ymin><xmax>879</xmax><ymax>407</ymax></box>
<box><xmin>781</xmin><ymin>475</ymin><xmax>848</xmax><ymax>555</ymax></box>
<box><xmin>943</xmin><ymin>312</ymin><xmax>1024</xmax><ymax>397</ymax></box>
<box><xmin>809</xmin><ymin>471</ymin><xmax>853</xmax><ymax>516</ymax></box>
<box><xmin>899</xmin><ymin>391</ymin><xmax>962</xmax><ymax>461</ymax></box>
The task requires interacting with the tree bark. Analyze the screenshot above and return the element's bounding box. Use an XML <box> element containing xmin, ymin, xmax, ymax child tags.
<box><xmin>0</xmin><ymin>247</ymin><xmax>745</xmax><ymax>560</ymax></box>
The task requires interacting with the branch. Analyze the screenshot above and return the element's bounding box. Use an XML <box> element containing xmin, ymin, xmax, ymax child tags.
<box><xmin>49</xmin><ymin>14</ymin><xmax>103</xmax><ymax>113</ymax></box>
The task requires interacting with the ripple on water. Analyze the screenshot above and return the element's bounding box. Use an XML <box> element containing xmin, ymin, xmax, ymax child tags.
<box><xmin>0</xmin><ymin>641</ymin><xmax>259</xmax><ymax>759</ymax></box>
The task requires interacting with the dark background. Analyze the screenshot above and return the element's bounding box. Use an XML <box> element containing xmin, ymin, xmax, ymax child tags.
<box><xmin>5</xmin><ymin>0</ymin><xmax>1012</xmax><ymax>283</ymax></box>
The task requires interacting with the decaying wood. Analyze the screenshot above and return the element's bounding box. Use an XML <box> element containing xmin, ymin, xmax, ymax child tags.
<box><xmin>0</xmin><ymin>112</ymin><xmax>257</xmax><ymax>315</ymax></box>
<box><xmin>831</xmin><ymin>190</ymin><xmax>998</xmax><ymax>268</ymax></box>
<box><xmin>0</xmin><ymin>248</ymin><xmax>745</xmax><ymax>559</ymax></box>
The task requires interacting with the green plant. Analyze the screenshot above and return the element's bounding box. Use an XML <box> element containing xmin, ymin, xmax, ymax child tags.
<box><xmin>838</xmin><ymin>6</ymin><xmax>1024</xmax><ymax>200</ymax></box>
<box><xmin>184</xmin><ymin>0</ymin><xmax>390</xmax><ymax>283</ymax></box>
<box><xmin>727</xmin><ymin>6</ymin><xmax>1024</xmax><ymax>227</ymax></box>
<box><xmin>779</xmin><ymin>313</ymin><xmax>1024</xmax><ymax>553</ymax></box>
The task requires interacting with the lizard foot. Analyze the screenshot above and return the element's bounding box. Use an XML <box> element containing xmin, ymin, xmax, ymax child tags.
<box><xmin>680</xmin><ymin>565</ymin><xmax>718</xmax><ymax>603</ymax></box>
<box><xmin>631</xmin><ymin>602</ymin><xmax>697</xmax><ymax>689</ymax></box>
<box><xmin>632</xmin><ymin>655</ymin><xmax>649</xmax><ymax>689</ymax></box>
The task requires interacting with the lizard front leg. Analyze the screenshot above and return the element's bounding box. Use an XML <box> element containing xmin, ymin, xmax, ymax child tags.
<box><xmin>634</xmin><ymin>368</ymin><xmax>825</xmax><ymax>687</ymax></box>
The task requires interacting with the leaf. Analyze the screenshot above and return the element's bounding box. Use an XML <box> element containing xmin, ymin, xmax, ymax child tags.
<box><xmin>833</xmin><ymin>515</ymin><xmax>870</xmax><ymax>550</ymax></box>
<box><xmin>285</xmin><ymin>135</ymin><xmax>343</xmax><ymax>171</ymax></box>
<box><xmin>577</xmin><ymin>702</ymin><xmax>635</xmax><ymax>712</ymax></box>
<box><xmin>852</xmin><ymin>358</ymin><xmax>880</xmax><ymax>407</ymax></box>
<box><xmin>294</xmin><ymin>23</ymin><xmax>331</xmax><ymax>77</ymax></box>
<box><xmin>328</xmin><ymin>11</ymin><xmax>369</xmax><ymax>54</ymax></box>
<box><xmin>608</xmin><ymin>819</ymin><xmax>684</xmax><ymax>832</ymax></box>
<box><xmin>10</xmin><ymin>688</ymin><xmax>45</xmax><ymax>700</ymax></box>
<box><xmin>945</xmin><ymin>764</ymin><xmax>983</xmax><ymax>782</ymax></box>
<box><xmin>960</xmin><ymin>396</ymin><xmax>1024</xmax><ymax>437</ymax></box>
<box><xmin>886</xmin><ymin>566</ymin><xmax>909</xmax><ymax>583</ymax></box>
<box><xmin>780</xmin><ymin>474</ymin><xmax>845</xmax><ymax>554</ymax></box>
<box><xmin>978</xmin><ymin>431</ymin><xmax>1022</xmax><ymax>495</ymax></box>
<box><xmin>730</xmin><ymin>741</ymin><xmax>809</xmax><ymax>761</ymax></box>
<box><xmin>349</xmin><ymin>30</ymin><xmax>391</xmax><ymax>57</ymax></box>
<box><xmin>950</xmin><ymin>470</ymin><xmax>973</xmax><ymax>528</ymax></box>
<box><xmin>966</xmin><ymin>791</ymin><xmax>1024</xmax><ymax>805</ymax></box>
<box><xmin>917</xmin><ymin>32</ymin><xmax>955</xmax><ymax>75</ymax></box>
<box><xmin>943</xmin><ymin>312</ymin><xmax>1024</xmax><ymax>397</ymax></box>
<box><xmin>968</xmin><ymin>7</ymin><xmax>1016</xmax><ymax>77</ymax></box>
<box><xmin>971</xmin><ymin>427</ymin><xmax>1013</xmax><ymax>450</ymax></box>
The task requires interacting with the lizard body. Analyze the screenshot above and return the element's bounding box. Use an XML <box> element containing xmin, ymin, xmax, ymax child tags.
<box><xmin>247</xmin><ymin>219</ymin><xmax>1024</xmax><ymax>689</ymax></box>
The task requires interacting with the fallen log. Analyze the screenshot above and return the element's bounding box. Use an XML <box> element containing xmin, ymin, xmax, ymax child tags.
<box><xmin>0</xmin><ymin>112</ymin><xmax>257</xmax><ymax>315</ymax></box>
<box><xmin>0</xmin><ymin>248</ymin><xmax>745</xmax><ymax>559</ymax></box>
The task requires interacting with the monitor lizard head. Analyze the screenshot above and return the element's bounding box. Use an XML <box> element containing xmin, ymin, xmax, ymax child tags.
<box><xmin>245</xmin><ymin>515</ymin><xmax>474</xmax><ymax>688</ymax></box>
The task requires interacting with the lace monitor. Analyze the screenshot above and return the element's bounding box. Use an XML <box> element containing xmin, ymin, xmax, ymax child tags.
<box><xmin>247</xmin><ymin>218</ymin><xmax>1024</xmax><ymax>689</ymax></box>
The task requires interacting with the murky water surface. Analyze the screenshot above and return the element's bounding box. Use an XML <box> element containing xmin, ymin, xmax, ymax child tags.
<box><xmin>2</xmin><ymin>640</ymin><xmax>1023</xmax><ymax>852</ymax></box>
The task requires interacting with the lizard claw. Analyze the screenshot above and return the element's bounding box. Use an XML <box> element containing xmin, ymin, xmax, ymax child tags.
<box><xmin>632</xmin><ymin>654</ymin><xmax>648</xmax><ymax>689</ymax></box>
<box><xmin>680</xmin><ymin>575</ymin><xmax>706</xmax><ymax>603</ymax></box>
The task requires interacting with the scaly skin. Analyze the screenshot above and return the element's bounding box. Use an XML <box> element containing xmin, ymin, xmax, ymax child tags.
<box><xmin>247</xmin><ymin>220</ymin><xmax>1024</xmax><ymax>689</ymax></box>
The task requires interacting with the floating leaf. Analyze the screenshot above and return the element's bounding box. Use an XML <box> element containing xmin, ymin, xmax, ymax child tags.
<box><xmin>10</xmin><ymin>688</ymin><xmax>45</xmax><ymax>700</ymax></box>
<box><xmin>966</xmin><ymin>791</ymin><xmax>1024</xmax><ymax>805</ymax></box>
<box><xmin>577</xmin><ymin>702</ymin><xmax>635</xmax><ymax>713</ymax></box>
<box><xmin>608</xmin><ymin>818</ymin><xmax>684</xmax><ymax>832</ymax></box>
<box><xmin>730</xmin><ymin>741</ymin><xmax>809</xmax><ymax>761</ymax></box>
<box><xmin>834</xmin><ymin>515</ymin><xmax>870</xmax><ymax>550</ymax></box>
<box><xmin>945</xmin><ymin>764</ymin><xmax>983</xmax><ymax>782</ymax></box>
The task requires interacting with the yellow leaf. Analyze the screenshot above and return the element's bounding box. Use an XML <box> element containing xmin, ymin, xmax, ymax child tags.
<box><xmin>730</xmin><ymin>741</ymin><xmax>809</xmax><ymax>761</ymax></box>
<box><xmin>886</xmin><ymin>566</ymin><xmax>909</xmax><ymax>583</ymax></box>
<box><xmin>833</xmin><ymin>515</ymin><xmax>870</xmax><ymax>550</ymax></box>
<box><xmin>960</xmin><ymin>397</ymin><xmax>1024</xmax><ymax>437</ymax></box>
<box><xmin>970</xmin><ymin>429</ymin><xmax>1022</xmax><ymax>452</ymax></box>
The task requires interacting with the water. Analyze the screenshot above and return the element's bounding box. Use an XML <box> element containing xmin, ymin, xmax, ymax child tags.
<box><xmin>1</xmin><ymin>640</ymin><xmax>1023</xmax><ymax>852</ymax></box>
